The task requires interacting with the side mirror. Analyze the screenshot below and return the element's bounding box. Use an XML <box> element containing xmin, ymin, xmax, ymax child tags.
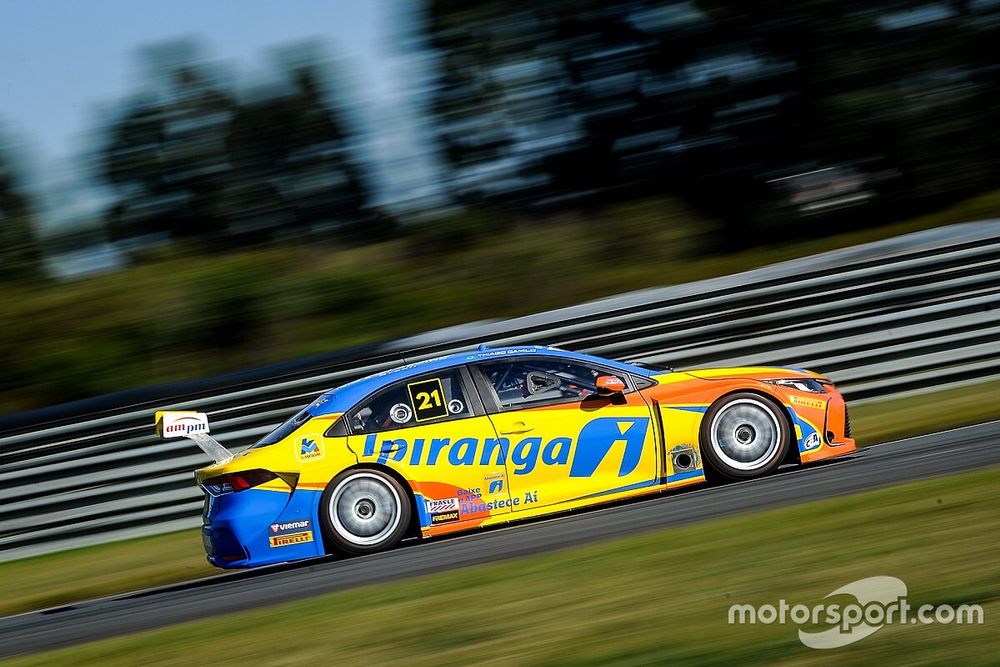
<box><xmin>595</xmin><ymin>375</ymin><xmax>627</xmax><ymax>395</ymax></box>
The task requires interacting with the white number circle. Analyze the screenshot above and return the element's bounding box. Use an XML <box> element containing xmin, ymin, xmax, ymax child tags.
<box><xmin>390</xmin><ymin>403</ymin><xmax>413</xmax><ymax>424</ymax></box>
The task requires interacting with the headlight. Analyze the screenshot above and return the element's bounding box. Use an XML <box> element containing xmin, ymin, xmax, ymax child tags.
<box><xmin>766</xmin><ymin>378</ymin><xmax>827</xmax><ymax>393</ymax></box>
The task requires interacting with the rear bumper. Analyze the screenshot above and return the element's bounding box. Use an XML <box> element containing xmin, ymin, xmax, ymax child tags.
<box><xmin>201</xmin><ymin>486</ymin><xmax>324</xmax><ymax>568</ymax></box>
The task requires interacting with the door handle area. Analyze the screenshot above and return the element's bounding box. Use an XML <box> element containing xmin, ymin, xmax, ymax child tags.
<box><xmin>499</xmin><ymin>422</ymin><xmax>534</xmax><ymax>435</ymax></box>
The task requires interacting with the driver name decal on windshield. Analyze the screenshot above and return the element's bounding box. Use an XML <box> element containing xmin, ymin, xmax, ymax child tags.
<box><xmin>361</xmin><ymin>416</ymin><xmax>650</xmax><ymax>478</ymax></box>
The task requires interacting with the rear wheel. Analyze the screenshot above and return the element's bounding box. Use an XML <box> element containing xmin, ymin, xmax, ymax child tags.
<box><xmin>320</xmin><ymin>469</ymin><xmax>411</xmax><ymax>556</ymax></box>
<box><xmin>700</xmin><ymin>393</ymin><xmax>790</xmax><ymax>480</ymax></box>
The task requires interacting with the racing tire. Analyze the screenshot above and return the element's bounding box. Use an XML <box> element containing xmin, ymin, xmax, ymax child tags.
<box><xmin>699</xmin><ymin>392</ymin><xmax>790</xmax><ymax>480</ymax></box>
<box><xmin>320</xmin><ymin>469</ymin><xmax>412</xmax><ymax>556</ymax></box>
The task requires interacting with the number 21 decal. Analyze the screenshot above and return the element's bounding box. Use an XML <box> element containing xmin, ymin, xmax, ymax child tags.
<box><xmin>415</xmin><ymin>389</ymin><xmax>442</xmax><ymax>410</ymax></box>
<box><xmin>406</xmin><ymin>378</ymin><xmax>449</xmax><ymax>421</ymax></box>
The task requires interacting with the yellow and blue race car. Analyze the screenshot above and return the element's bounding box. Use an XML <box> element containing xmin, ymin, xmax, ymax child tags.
<box><xmin>156</xmin><ymin>345</ymin><xmax>855</xmax><ymax>568</ymax></box>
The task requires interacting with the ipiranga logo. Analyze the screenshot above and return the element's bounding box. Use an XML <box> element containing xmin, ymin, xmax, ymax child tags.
<box><xmin>362</xmin><ymin>417</ymin><xmax>650</xmax><ymax>477</ymax></box>
<box><xmin>728</xmin><ymin>576</ymin><xmax>985</xmax><ymax>649</ymax></box>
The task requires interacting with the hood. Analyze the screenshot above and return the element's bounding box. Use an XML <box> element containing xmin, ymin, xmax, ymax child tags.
<box><xmin>679</xmin><ymin>366</ymin><xmax>826</xmax><ymax>381</ymax></box>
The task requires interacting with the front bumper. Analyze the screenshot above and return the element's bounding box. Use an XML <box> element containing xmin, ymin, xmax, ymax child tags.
<box><xmin>797</xmin><ymin>392</ymin><xmax>857</xmax><ymax>464</ymax></box>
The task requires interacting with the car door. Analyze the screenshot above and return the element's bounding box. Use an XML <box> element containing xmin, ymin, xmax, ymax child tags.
<box><xmin>471</xmin><ymin>356</ymin><xmax>659</xmax><ymax>511</ymax></box>
<box><xmin>344</xmin><ymin>366</ymin><xmax>514</xmax><ymax>529</ymax></box>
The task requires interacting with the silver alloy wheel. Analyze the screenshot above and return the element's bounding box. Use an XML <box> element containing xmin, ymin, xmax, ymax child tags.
<box><xmin>328</xmin><ymin>472</ymin><xmax>403</xmax><ymax>547</ymax></box>
<box><xmin>708</xmin><ymin>398</ymin><xmax>783</xmax><ymax>472</ymax></box>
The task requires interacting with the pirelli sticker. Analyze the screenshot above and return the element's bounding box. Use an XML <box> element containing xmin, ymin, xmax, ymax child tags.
<box><xmin>790</xmin><ymin>395</ymin><xmax>826</xmax><ymax>410</ymax></box>
<box><xmin>269</xmin><ymin>531</ymin><xmax>314</xmax><ymax>547</ymax></box>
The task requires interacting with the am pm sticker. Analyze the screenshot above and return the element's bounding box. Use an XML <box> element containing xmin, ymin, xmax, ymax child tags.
<box><xmin>156</xmin><ymin>411</ymin><xmax>210</xmax><ymax>438</ymax></box>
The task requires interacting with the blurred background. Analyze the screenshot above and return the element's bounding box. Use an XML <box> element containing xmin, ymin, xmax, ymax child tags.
<box><xmin>3</xmin><ymin>0</ymin><xmax>1000</xmax><ymax>414</ymax></box>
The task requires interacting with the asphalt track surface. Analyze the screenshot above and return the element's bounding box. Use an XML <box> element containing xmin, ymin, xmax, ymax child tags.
<box><xmin>2</xmin><ymin>421</ymin><xmax>999</xmax><ymax>659</ymax></box>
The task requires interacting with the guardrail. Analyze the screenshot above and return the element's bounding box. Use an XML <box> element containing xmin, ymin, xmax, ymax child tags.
<box><xmin>2</xmin><ymin>221</ymin><xmax>999</xmax><ymax>561</ymax></box>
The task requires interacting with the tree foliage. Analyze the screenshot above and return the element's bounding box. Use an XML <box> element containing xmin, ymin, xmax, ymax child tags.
<box><xmin>425</xmin><ymin>0</ymin><xmax>1000</xmax><ymax>241</ymax></box>
<box><xmin>0</xmin><ymin>139</ymin><xmax>41</xmax><ymax>282</ymax></box>
<box><xmin>98</xmin><ymin>40</ymin><xmax>371</xmax><ymax>248</ymax></box>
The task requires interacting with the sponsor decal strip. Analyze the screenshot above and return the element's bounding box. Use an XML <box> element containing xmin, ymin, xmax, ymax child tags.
<box><xmin>269</xmin><ymin>531</ymin><xmax>313</xmax><ymax>547</ymax></box>
<box><xmin>363</xmin><ymin>417</ymin><xmax>650</xmax><ymax>478</ymax></box>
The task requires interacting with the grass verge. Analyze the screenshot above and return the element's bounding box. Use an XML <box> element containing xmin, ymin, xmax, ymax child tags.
<box><xmin>8</xmin><ymin>466</ymin><xmax>999</xmax><ymax>665</ymax></box>
<box><xmin>0</xmin><ymin>530</ymin><xmax>213</xmax><ymax>619</ymax></box>
<box><xmin>849</xmin><ymin>379</ymin><xmax>1000</xmax><ymax>447</ymax></box>
<box><xmin>1</xmin><ymin>378</ymin><xmax>997</xmax><ymax>619</ymax></box>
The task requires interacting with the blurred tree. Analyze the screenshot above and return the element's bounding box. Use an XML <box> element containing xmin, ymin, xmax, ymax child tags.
<box><xmin>226</xmin><ymin>52</ymin><xmax>370</xmax><ymax>240</ymax></box>
<box><xmin>99</xmin><ymin>43</ymin><xmax>235</xmax><ymax>245</ymax></box>
<box><xmin>424</xmin><ymin>0</ymin><xmax>1000</xmax><ymax>241</ymax></box>
<box><xmin>703</xmin><ymin>0</ymin><xmax>1000</xmax><ymax>216</ymax></box>
<box><xmin>98</xmin><ymin>39</ymin><xmax>372</xmax><ymax>249</ymax></box>
<box><xmin>0</xmin><ymin>137</ymin><xmax>42</xmax><ymax>282</ymax></box>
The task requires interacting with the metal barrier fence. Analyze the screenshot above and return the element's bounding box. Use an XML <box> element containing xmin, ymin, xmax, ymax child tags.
<box><xmin>2</xmin><ymin>221</ymin><xmax>999</xmax><ymax>561</ymax></box>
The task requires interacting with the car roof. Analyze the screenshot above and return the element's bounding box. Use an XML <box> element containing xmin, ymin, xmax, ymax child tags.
<box><xmin>306</xmin><ymin>345</ymin><xmax>653</xmax><ymax>417</ymax></box>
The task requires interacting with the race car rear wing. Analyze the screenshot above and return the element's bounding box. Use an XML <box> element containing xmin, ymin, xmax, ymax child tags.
<box><xmin>155</xmin><ymin>411</ymin><xmax>234</xmax><ymax>464</ymax></box>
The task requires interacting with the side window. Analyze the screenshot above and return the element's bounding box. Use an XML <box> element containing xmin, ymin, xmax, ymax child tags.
<box><xmin>478</xmin><ymin>359</ymin><xmax>611</xmax><ymax>409</ymax></box>
<box><xmin>348</xmin><ymin>370</ymin><xmax>471</xmax><ymax>434</ymax></box>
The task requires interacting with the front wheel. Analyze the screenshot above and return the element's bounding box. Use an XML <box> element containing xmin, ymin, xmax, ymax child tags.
<box><xmin>320</xmin><ymin>469</ymin><xmax>412</xmax><ymax>556</ymax></box>
<box><xmin>700</xmin><ymin>393</ymin><xmax>790</xmax><ymax>480</ymax></box>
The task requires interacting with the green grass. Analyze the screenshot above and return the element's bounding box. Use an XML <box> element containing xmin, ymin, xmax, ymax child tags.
<box><xmin>850</xmin><ymin>379</ymin><xmax>1000</xmax><ymax>446</ymax></box>
<box><xmin>7</xmin><ymin>189</ymin><xmax>1000</xmax><ymax>412</ymax></box>
<box><xmin>8</xmin><ymin>466</ymin><xmax>998</xmax><ymax>666</ymax></box>
<box><xmin>1</xmin><ymin>378</ymin><xmax>996</xmax><ymax>620</ymax></box>
<box><xmin>0</xmin><ymin>530</ymin><xmax>214</xmax><ymax>618</ymax></box>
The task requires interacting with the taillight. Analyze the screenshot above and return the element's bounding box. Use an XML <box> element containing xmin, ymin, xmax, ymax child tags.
<box><xmin>201</xmin><ymin>469</ymin><xmax>278</xmax><ymax>496</ymax></box>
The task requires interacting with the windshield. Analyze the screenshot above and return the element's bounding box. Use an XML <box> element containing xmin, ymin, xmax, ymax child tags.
<box><xmin>251</xmin><ymin>407</ymin><xmax>312</xmax><ymax>449</ymax></box>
